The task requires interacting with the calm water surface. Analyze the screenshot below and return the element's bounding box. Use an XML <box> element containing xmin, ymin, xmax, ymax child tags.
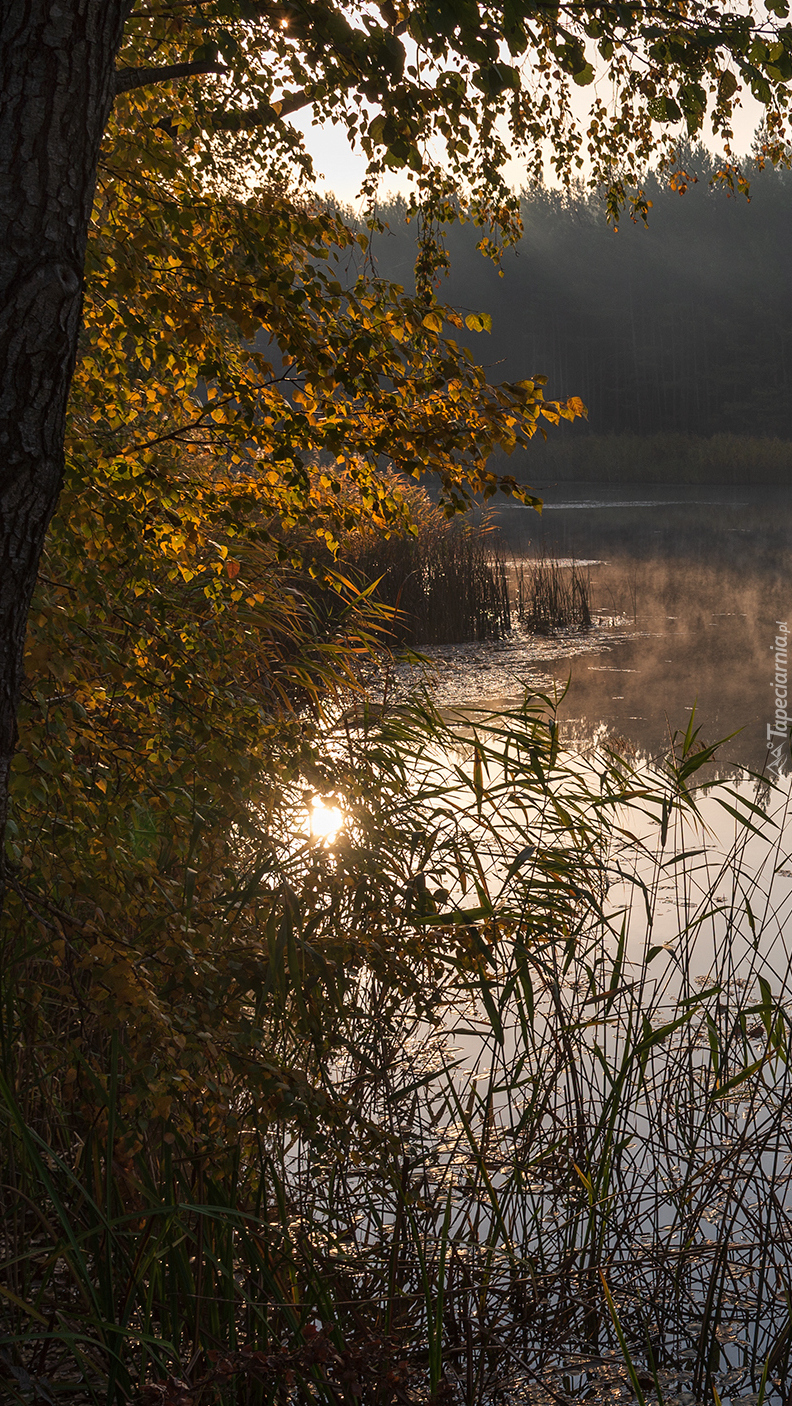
<box><xmin>386</xmin><ymin>486</ymin><xmax>792</xmax><ymax>1385</ymax></box>
<box><xmin>419</xmin><ymin>483</ymin><xmax>792</xmax><ymax>773</ymax></box>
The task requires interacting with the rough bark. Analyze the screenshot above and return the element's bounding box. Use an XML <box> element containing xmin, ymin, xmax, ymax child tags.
<box><xmin>0</xmin><ymin>0</ymin><xmax>131</xmax><ymax>899</ymax></box>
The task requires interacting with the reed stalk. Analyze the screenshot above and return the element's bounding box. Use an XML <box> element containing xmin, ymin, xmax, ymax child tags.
<box><xmin>515</xmin><ymin>554</ymin><xmax>592</xmax><ymax>635</ymax></box>
<box><xmin>348</xmin><ymin>507</ymin><xmax>511</xmax><ymax>645</ymax></box>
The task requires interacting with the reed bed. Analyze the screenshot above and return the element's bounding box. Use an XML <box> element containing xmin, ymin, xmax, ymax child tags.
<box><xmin>2</xmin><ymin>699</ymin><xmax>791</xmax><ymax>1406</ymax></box>
<box><xmin>515</xmin><ymin>554</ymin><xmax>592</xmax><ymax>634</ymax></box>
<box><xmin>348</xmin><ymin>514</ymin><xmax>511</xmax><ymax>645</ymax></box>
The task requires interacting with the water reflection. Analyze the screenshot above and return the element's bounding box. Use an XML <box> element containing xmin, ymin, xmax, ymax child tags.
<box><xmin>369</xmin><ymin>490</ymin><xmax>792</xmax><ymax>1397</ymax></box>
<box><xmin>435</xmin><ymin>484</ymin><xmax>792</xmax><ymax>773</ymax></box>
<box><xmin>308</xmin><ymin>794</ymin><xmax>346</xmax><ymax>844</ymax></box>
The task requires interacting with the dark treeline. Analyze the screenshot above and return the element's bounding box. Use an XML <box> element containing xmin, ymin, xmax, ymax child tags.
<box><xmin>360</xmin><ymin>146</ymin><xmax>792</xmax><ymax>475</ymax></box>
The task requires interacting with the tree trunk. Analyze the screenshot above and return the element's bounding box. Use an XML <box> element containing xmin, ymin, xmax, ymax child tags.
<box><xmin>0</xmin><ymin>0</ymin><xmax>130</xmax><ymax>899</ymax></box>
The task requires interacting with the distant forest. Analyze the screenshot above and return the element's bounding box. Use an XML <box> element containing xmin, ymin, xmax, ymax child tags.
<box><xmin>359</xmin><ymin>147</ymin><xmax>792</xmax><ymax>480</ymax></box>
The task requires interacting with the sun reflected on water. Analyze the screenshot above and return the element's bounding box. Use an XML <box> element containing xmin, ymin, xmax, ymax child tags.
<box><xmin>308</xmin><ymin>795</ymin><xmax>345</xmax><ymax>844</ymax></box>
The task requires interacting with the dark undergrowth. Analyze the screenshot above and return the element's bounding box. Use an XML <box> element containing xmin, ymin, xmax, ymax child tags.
<box><xmin>506</xmin><ymin>433</ymin><xmax>792</xmax><ymax>486</ymax></box>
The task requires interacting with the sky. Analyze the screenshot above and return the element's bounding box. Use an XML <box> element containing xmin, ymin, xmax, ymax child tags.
<box><xmin>291</xmin><ymin>86</ymin><xmax>766</xmax><ymax>210</ymax></box>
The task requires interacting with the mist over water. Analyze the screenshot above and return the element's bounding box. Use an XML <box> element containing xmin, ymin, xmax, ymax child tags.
<box><xmin>511</xmin><ymin>483</ymin><xmax>792</xmax><ymax>771</ymax></box>
<box><xmin>407</xmin><ymin>484</ymin><xmax>792</xmax><ymax>774</ymax></box>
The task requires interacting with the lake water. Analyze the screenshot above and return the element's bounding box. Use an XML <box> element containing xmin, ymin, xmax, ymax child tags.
<box><xmin>331</xmin><ymin>485</ymin><xmax>792</xmax><ymax>1398</ymax></box>
<box><xmin>407</xmin><ymin>484</ymin><xmax>792</xmax><ymax>776</ymax></box>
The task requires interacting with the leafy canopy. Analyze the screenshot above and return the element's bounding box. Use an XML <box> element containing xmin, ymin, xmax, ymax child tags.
<box><xmin>117</xmin><ymin>0</ymin><xmax>792</xmax><ymax>226</ymax></box>
<box><xmin>7</xmin><ymin>26</ymin><xmax>584</xmax><ymax>1159</ymax></box>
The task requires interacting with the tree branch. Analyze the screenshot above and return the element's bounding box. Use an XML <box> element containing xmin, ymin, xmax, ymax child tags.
<box><xmin>214</xmin><ymin>90</ymin><xmax>313</xmax><ymax>129</ymax></box>
<box><xmin>114</xmin><ymin>60</ymin><xmax>226</xmax><ymax>95</ymax></box>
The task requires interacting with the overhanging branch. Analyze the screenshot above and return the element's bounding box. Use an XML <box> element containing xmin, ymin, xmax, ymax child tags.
<box><xmin>214</xmin><ymin>90</ymin><xmax>313</xmax><ymax>129</ymax></box>
<box><xmin>114</xmin><ymin>61</ymin><xmax>227</xmax><ymax>95</ymax></box>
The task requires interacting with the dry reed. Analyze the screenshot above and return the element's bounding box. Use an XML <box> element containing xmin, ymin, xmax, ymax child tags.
<box><xmin>515</xmin><ymin>554</ymin><xmax>592</xmax><ymax>634</ymax></box>
<box><xmin>348</xmin><ymin>504</ymin><xmax>511</xmax><ymax>645</ymax></box>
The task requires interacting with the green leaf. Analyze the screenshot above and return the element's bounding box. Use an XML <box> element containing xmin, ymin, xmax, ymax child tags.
<box><xmin>718</xmin><ymin>69</ymin><xmax>739</xmax><ymax>101</ymax></box>
<box><xmin>368</xmin><ymin>114</ymin><xmax>387</xmax><ymax>144</ymax></box>
<box><xmin>649</xmin><ymin>95</ymin><xmax>682</xmax><ymax>123</ymax></box>
<box><xmin>573</xmin><ymin>62</ymin><xmax>595</xmax><ymax>85</ymax></box>
<box><xmin>710</xmin><ymin>1056</ymin><xmax>766</xmax><ymax>1099</ymax></box>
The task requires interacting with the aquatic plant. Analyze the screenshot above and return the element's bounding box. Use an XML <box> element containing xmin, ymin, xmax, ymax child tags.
<box><xmin>348</xmin><ymin>501</ymin><xmax>511</xmax><ymax>645</ymax></box>
<box><xmin>516</xmin><ymin>553</ymin><xmax>592</xmax><ymax>634</ymax></box>
<box><xmin>1</xmin><ymin>698</ymin><xmax>790</xmax><ymax>1404</ymax></box>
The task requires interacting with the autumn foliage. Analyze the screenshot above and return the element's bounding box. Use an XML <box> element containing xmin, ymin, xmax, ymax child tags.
<box><xmin>1</xmin><ymin>47</ymin><xmax>587</xmax><ymax>1222</ymax></box>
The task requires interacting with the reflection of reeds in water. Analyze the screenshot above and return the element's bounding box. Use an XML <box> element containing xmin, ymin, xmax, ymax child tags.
<box><xmin>352</xmin><ymin>518</ymin><xmax>511</xmax><ymax>645</ymax></box>
<box><xmin>516</xmin><ymin>553</ymin><xmax>592</xmax><ymax>634</ymax></box>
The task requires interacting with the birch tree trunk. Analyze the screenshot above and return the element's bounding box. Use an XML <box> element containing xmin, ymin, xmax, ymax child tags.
<box><xmin>0</xmin><ymin>0</ymin><xmax>130</xmax><ymax>896</ymax></box>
